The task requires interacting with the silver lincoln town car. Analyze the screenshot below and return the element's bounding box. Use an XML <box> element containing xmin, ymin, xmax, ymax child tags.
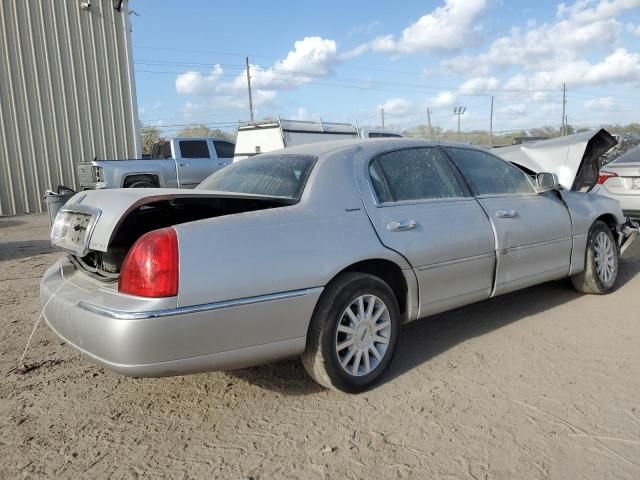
<box><xmin>42</xmin><ymin>139</ymin><xmax>639</xmax><ymax>392</ymax></box>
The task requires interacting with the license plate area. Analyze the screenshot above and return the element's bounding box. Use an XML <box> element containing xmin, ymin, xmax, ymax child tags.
<box><xmin>50</xmin><ymin>206</ymin><xmax>101</xmax><ymax>256</ymax></box>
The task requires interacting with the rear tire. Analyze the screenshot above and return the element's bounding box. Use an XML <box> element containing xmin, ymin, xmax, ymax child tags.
<box><xmin>302</xmin><ymin>273</ymin><xmax>400</xmax><ymax>393</ymax></box>
<box><xmin>571</xmin><ymin>220</ymin><xmax>619</xmax><ymax>294</ymax></box>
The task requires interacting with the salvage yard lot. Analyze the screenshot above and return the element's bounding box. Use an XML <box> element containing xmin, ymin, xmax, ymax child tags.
<box><xmin>1</xmin><ymin>214</ymin><xmax>640</xmax><ymax>479</ymax></box>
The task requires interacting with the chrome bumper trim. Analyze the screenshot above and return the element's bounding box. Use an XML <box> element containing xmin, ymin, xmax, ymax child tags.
<box><xmin>77</xmin><ymin>288</ymin><xmax>311</xmax><ymax>320</ymax></box>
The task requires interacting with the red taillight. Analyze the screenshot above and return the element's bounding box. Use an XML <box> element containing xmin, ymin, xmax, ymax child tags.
<box><xmin>118</xmin><ymin>227</ymin><xmax>178</xmax><ymax>298</ymax></box>
<box><xmin>597</xmin><ymin>171</ymin><xmax>618</xmax><ymax>185</ymax></box>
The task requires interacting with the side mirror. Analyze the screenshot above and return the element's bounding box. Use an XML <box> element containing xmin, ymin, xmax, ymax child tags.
<box><xmin>536</xmin><ymin>172</ymin><xmax>561</xmax><ymax>192</ymax></box>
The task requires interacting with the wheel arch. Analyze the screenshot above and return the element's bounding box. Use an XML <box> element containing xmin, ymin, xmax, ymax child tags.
<box><xmin>122</xmin><ymin>173</ymin><xmax>161</xmax><ymax>188</ymax></box>
<box><xmin>595</xmin><ymin>213</ymin><xmax>619</xmax><ymax>241</ymax></box>
<box><xmin>324</xmin><ymin>258</ymin><xmax>412</xmax><ymax>321</ymax></box>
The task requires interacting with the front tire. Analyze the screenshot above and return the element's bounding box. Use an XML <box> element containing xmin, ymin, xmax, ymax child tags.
<box><xmin>302</xmin><ymin>273</ymin><xmax>400</xmax><ymax>393</ymax></box>
<box><xmin>571</xmin><ymin>220</ymin><xmax>619</xmax><ymax>294</ymax></box>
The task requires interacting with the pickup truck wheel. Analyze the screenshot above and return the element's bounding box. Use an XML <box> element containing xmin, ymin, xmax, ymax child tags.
<box><xmin>571</xmin><ymin>220</ymin><xmax>619</xmax><ymax>294</ymax></box>
<box><xmin>302</xmin><ymin>272</ymin><xmax>399</xmax><ymax>393</ymax></box>
<box><xmin>123</xmin><ymin>175</ymin><xmax>159</xmax><ymax>188</ymax></box>
<box><xmin>128</xmin><ymin>181</ymin><xmax>154</xmax><ymax>188</ymax></box>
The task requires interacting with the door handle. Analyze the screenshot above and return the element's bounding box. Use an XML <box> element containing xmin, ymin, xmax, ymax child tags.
<box><xmin>387</xmin><ymin>219</ymin><xmax>418</xmax><ymax>231</ymax></box>
<box><xmin>495</xmin><ymin>209</ymin><xmax>517</xmax><ymax>218</ymax></box>
<box><xmin>179</xmin><ymin>162</ymin><xmax>190</xmax><ymax>167</ymax></box>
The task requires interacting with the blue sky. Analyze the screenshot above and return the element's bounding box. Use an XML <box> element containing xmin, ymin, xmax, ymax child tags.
<box><xmin>131</xmin><ymin>0</ymin><xmax>640</xmax><ymax>135</ymax></box>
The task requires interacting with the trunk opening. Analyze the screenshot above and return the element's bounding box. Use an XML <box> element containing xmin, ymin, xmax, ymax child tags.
<box><xmin>72</xmin><ymin>195</ymin><xmax>291</xmax><ymax>280</ymax></box>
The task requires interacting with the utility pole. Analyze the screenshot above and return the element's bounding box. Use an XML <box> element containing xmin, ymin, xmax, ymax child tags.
<box><xmin>561</xmin><ymin>82</ymin><xmax>566</xmax><ymax>136</ymax></box>
<box><xmin>489</xmin><ymin>96</ymin><xmax>494</xmax><ymax>146</ymax></box>
<box><xmin>246</xmin><ymin>56</ymin><xmax>254</xmax><ymax>123</ymax></box>
<box><xmin>427</xmin><ymin>107</ymin><xmax>432</xmax><ymax>137</ymax></box>
<box><xmin>454</xmin><ymin>106</ymin><xmax>466</xmax><ymax>138</ymax></box>
<box><xmin>381</xmin><ymin>107</ymin><xmax>385</xmax><ymax>128</ymax></box>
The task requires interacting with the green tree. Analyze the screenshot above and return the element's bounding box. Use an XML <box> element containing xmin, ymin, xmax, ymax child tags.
<box><xmin>176</xmin><ymin>124</ymin><xmax>236</xmax><ymax>141</ymax></box>
<box><xmin>140</xmin><ymin>123</ymin><xmax>161</xmax><ymax>155</ymax></box>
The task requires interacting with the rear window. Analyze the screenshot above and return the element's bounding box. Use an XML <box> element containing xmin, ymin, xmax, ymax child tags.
<box><xmin>213</xmin><ymin>140</ymin><xmax>235</xmax><ymax>158</ymax></box>
<box><xmin>197</xmin><ymin>154</ymin><xmax>316</xmax><ymax>200</ymax></box>
<box><xmin>612</xmin><ymin>145</ymin><xmax>640</xmax><ymax>164</ymax></box>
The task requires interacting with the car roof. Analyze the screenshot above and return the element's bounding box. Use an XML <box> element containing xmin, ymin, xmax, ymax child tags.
<box><xmin>266</xmin><ymin>138</ymin><xmax>482</xmax><ymax>159</ymax></box>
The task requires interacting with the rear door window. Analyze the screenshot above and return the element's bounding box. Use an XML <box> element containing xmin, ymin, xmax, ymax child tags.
<box><xmin>213</xmin><ymin>140</ymin><xmax>235</xmax><ymax>158</ymax></box>
<box><xmin>369</xmin><ymin>147</ymin><xmax>467</xmax><ymax>203</ymax></box>
<box><xmin>444</xmin><ymin>147</ymin><xmax>535</xmax><ymax>196</ymax></box>
<box><xmin>179</xmin><ymin>140</ymin><xmax>210</xmax><ymax>159</ymax></box>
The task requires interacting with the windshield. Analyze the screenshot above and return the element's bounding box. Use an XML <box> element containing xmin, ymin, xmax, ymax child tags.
<box><xmin>197</xmin><ymin>154</ymin><xmax>316</xmax><ymax>200</ymax></box>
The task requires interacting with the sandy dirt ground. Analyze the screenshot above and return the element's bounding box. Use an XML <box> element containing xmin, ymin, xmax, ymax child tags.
<box><xmin>1</xmin><ymin>213</ymin><xmax>640</xmax><ymax>479</ymax></box>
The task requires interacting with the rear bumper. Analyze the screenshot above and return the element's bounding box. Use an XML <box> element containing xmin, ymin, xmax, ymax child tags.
<box><xmin>41</xmin><ymin>259</ymin><xmax>321</xmax><ymax>376</ymax></box>
<box><xmin>591</xmin><ymin>185</ymin><xmax>640</xmax><ymax>219</ymax></box>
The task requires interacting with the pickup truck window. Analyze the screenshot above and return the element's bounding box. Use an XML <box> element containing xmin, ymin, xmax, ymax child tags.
<box><xmin>213</xmin><ymin>140</ymin><xmax>235</xmax><ymax>158</ymax></box>
<box><xmin>180</xmin><ymin>140</ymin><xmax>210</xmax><ymax>159</ymax></box>
<box><xmin>197</xmin><ymin>154</ymin><xmax>316</xmax><ymax>200</ymax></box>
<box><xmin>151</xmin><ymin>141</ymin><xmax>172</xmax><ymax>159</ymax></box>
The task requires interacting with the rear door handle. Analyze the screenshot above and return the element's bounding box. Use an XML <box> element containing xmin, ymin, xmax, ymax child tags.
<box><xmin>387</xmin><ymin>219</ymin><xmax>418</xmax><ymax>231</ymax></box>
<box><xmin>495</xmin><ymin>209</ymin><xmax>517</xmax><ymax>218</ymax></box>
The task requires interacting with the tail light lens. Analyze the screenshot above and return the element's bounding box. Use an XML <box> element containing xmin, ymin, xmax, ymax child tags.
<box><xmin>119</xmin><ymin>227</ymin><xmax>179</xmax><ymax>297</ymax></box>
<box><xmin>597</xmin><ymin>171</ymin><xmax>618</xmax><ymax>185</ymax></box>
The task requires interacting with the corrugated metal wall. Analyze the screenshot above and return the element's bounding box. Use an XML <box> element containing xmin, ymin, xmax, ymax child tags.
<box><xmin>0</xmin><ymin>0</ymin><xmax>140</xmax><ymax>216</ymax></box>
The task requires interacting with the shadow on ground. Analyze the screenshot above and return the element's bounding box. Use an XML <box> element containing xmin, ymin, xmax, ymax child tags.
<box><xmin>0</xmin><ymin>240</ymin><xmax>53</xmax><ymax>262</ymax></box>
<box><xmin>232</xmin><ymin>256</ymin><xmax>640</xmax><ymax>395</ymax></box>
<box><xmin>0</xmin><ymin>219</ymin><xmax>25</xmax><ymax>229</ymax></box>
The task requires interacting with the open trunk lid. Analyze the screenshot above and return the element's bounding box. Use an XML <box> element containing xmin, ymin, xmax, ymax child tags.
<box><xmin>493</xmin><ymin>129</ymin><xmax>617</xmax><ymax>191</ymax></box>
<box><xmin>51</xmin><ymin>188</ymin><xmax>292</xmax><ymax>277</ymax></box>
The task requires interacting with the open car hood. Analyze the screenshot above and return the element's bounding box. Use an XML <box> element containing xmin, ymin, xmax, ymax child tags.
<box><xmin>493</xmin><ymin>129</ymin><xmax>617</xmax><ymax>191</ymax></box>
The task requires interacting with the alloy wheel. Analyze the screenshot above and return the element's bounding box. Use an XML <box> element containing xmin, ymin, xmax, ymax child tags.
<box><xmin>594</xmin><ymin>231</ymin><xmax>616</xmax><ymax>284</ymax></box>
<box><xmin>335</xmin><ymin>294</ymin><xmax>391</xmax><ymax>377</ymax></box>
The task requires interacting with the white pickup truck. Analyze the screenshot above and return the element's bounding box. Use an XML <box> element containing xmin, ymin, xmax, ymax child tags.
<box><xmin>76</xmin><ymin>137</ymin><xmax>235</xmax><ymax>190</ymax></box>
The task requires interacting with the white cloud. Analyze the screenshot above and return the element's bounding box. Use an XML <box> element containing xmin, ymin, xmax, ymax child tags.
<box><xmin>443</xmin><ymin>0</ymin><xmax>640</xmax><ymax>81</ymax></box>
<box><xmin>369</xmin><ymin>0</ymin><xmax>489</xmax><ymax>54</ymax></box>
<box><xmin>584</xmin><ymin>95</ymin><xmax>616</xmax><ymax>110</ymax></box>
<box><xmin>503</xmin><ymin>48</ymin><xmax>640</xmax><ymax>89</ymax></box>
<box><xmin>175</xmin><ymin>65</ymin><xmax>224</xmax><ymax>95</ymax></box>
<box><xmin>458</xmin><ymin>76</ymin><xmax>500</xmax><ymax>93</ymax></box>
<box><xmin>152</xmin><ymin>100</ymin><xmax>164</xmax><ymax>109</ymax></box>
<box><xmin>378</xmin><ymin>98</ymin><xmax>414</xmax><ymax>114</ymax></box>
<box><xmin>499</xmin><ymin>103</ymin><xmax>527</xmax><ymax>116</ymax></box>
<box><xmin>347</xmin><ymin>20</ymin><xmax>382</xmax><ymax>38</ymax></box>
<box><xmin>231</xmin><ymin>37</ymin><xmax>339</xmax><ymax>92</ymax></box>
<box><xmin>627</xmin><ymin>22</ymin><xmax>640</xmax><ymax>35</ymax></box>
<box><xmin>340</xmin><ymin>44</ymin><xmax>369</xmax><ymax>61</ymax></box>
<box><xmin>431</xmin><ymin>91</ymin><xmax>457</xmax><ymax>107</ymax></box>
<box><xmin>174</xmin><ymin>37</ymin><xmax>339</xmax><ymax>110</ymax></box>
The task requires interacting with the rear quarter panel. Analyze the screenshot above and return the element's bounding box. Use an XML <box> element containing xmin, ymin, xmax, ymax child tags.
<box><xmin>175</xmin><ymin>148</ymin><xmax>413</xmax><ymax>308</ymax></box>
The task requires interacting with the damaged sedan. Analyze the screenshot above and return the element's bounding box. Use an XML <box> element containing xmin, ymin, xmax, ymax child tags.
<box><xmin>41</xmin><ymin>139</ymin><xmax>638</xmax><ymax>392</ymax></box>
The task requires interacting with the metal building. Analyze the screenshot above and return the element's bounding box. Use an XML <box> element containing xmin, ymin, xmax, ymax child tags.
<box><xmin>0</xmin><ymin>0</ymin><xmax>140</xmax><ymax>216</ymax></box>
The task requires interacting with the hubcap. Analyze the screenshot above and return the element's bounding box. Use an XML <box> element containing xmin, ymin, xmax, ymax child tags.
<box><xmin>594</xmin><ymin>231</ymin><xmax>616</xmax><ymax>284</ymax></box>
<box><xmin>335</xmin><ymin>294</ymin><xmax>391</xmax><ymax>377</ymax></box>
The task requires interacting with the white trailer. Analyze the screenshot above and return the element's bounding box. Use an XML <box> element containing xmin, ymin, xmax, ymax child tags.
<box><xmin>234</xmin><ymin>118</ymin><xmax>359</xmax><ymax>161</ymax></box>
